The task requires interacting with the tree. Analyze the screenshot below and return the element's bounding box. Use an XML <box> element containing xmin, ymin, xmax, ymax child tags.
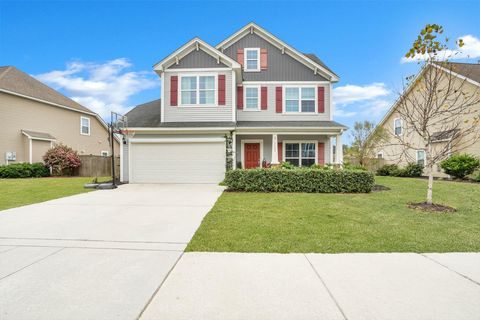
<box><xmin>349</xmin><ymin>121</ymin><xmax>386</xmax><ymax>166</ymax></box>
<box><xmin>390</xmin><ymin>24</ymin><xmax>480</xmax><ymax>205</ymax></box>
<box><xmin>43</xmin><ymin>144</ymin><xmax>82</xmax><ymax>175</ymax></box>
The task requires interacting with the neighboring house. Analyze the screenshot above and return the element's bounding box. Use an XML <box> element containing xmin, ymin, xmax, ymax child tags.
<box><xmin>122</xmin><ymin>22</ymin><xmax>347</xmax><ymax>184</ymax></box>
<box><xmin>373</xmin><ymin>62</ymin><xmax>480</xmax><ymax>177</ymax></box>
<box><xmin>0</xmin><ymin>66</ymin><xmax>119</xmax><ymax>165</ymax></box>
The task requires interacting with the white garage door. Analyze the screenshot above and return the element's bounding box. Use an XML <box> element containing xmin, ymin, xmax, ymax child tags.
<box><xmin>130</xmin><ymin>141</ymin><xmax>226</xmax><ymax>183</ymax></box>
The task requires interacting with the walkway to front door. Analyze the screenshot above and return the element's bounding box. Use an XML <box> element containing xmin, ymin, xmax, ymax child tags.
<box><xmin>244</xmin><ymin>143</ymin><xmax>260</xmax><ymax>168</ymax></box>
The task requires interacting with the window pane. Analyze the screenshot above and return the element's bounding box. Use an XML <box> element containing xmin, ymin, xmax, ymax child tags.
<box><xmin>285</xmin><ymin>87</ymin><xmax>299</xmax><ymax>100</ymax></box>
<box><xmin>302</xmin><ymin>143</ymin><xmax>316</xmax><ymax>158</ymax></box>
<box><xmin>199</xmin><ymin>76</ymin><xmax>214</xmax><ymax>90</ymax></box>
<box><xmin>81</xmin><ymin>118</ymin><xmax>89</xmax><ymax>126</ymax></box>
<box><xmin>301</xmin><ymin>158</ymin><xmax>315</xmax><ymax>167</ymax></box>
<box><xmin>246</xmin><ymin>98</ymin><xmax>258</xmax><ymax>109</ymax></box>
<box><xmin>285</xmin><ymin>143</ymin><xmax>299</xmax><ymax>157</ymax></box>
<box><xmin>301</xmin><ymin>100</ymin><xmax>315</xmax><ymax>112</ymax></box>
<box><xmin>246</xmin><ymin>87</ymin><xmax>258</xmax><ymax>98</ymax></box>
<box><xmin>286</xmin><ymin>159</ymin><xmax>299</xmax><ymax>166</ymax></box>
<box><xmin>247</xmin><ymin>59</ymin><xmax>258</xmax><ymax>70</ymax></box>
<box><xmin>286</xmin><ymin>100</ymin><xmax>299</xmax><ymax>112</ymax></box>
<box><xmin>181</xmin><ymin>77</ymin><xmax>197</xmax><ymax>90</ymax></box>
<box><xmin>81</xmin><ymin>126</ymin><xmax>88</xmax><ymax>134</ymax></box>
<box><xmin>181</xmin><ymin>91</ymin><xmax>196</xmax><ymax>104</ymax></box>
<box><xmin>199</xmin><ymin>90</ymin><xmax>214</xmax><ymax>104</ymax></box>
<box><xmin>301</xmin><ymin>88</ymin><xmax>315</xmax><ymax>99</ymax></box>
<box><xmin>246</xmin><ymin>49</ymin><xmax>258</xmax><ymax>59</ymax></box>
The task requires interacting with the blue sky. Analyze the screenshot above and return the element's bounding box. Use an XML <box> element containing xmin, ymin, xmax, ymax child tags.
<box><xmin>1</xmin><ymin>0</ymin><xmax>479</xmax><ymax>143</ymax></box>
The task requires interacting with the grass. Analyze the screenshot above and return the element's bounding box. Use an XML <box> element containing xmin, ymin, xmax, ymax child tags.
<box><xmin>0</xmin><ymin>176</ymin><xmax>110</xmax><ymax>211</ymax></box>
<box><xmin>187</xmin><ymin>176</ymin><xmax>480</xmax><ymax>253</ymax></box>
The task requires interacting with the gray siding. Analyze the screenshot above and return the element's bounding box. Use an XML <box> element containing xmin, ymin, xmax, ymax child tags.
<box><xmin>163</xmin><ymin>70</ymin><xmax>234</xmax><ymax>122</ymax></box>
<box><xmin>168</xmin><ymin>49</ymin><xmax>228</xmax><ymax>69</ymax></box>
<box><xmin>236</xmin><ymin>134</ymin><xmax>331</xmax><ymax>165</ymax></box>
<box><xmin>237</xmin><ymin>84</ymin><xmax>331</xmax><ymax>121</ymax></box>
<box><xmin>223</xmin><ymin>33</ymin><xmax>328</xmax><ymax>81</ymax></box>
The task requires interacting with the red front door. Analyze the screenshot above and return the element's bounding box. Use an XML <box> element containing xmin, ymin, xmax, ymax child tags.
<box><xmin>244</xmin><ymin>143</ymin><xmax>260</xmax><ymax>169</ymax></box>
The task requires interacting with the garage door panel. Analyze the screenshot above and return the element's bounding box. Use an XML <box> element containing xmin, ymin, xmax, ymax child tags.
<box><xmin>130</xmin><ymin>142</ymin><xmax>226</xmax><ymax>183</ymax></box>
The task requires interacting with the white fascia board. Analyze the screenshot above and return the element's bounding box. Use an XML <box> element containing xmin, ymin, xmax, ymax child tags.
<box><xmin>130</xmin><ymin>137</ymin><xmax>225</xmax><ymax>144</ymax></box>
<box><xmin>127</xmin><ymin>127</ymin><xmax>235</xmax><ymax>133</ymax></box>
<box><xmin>242</xmin><ymin>81</ymin><xmax>330</xmax><ymax>85</ymax></box>
<box><xmin>216</xmin><ymin>22</ymin><xmax>339</xmax><ymax>82</ymax></box>
<box><xmin>154</xmin><ymin>38</ymin><xmax>241</xmax><ymax>72</ymax></box>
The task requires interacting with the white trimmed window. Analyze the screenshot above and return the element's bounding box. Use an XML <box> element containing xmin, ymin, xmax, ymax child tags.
<box><xmin>394</xmin><ymin>118</ymin><xmax>403</xmax><ymax>136</ymax></box>
<box><xmin>244</xmin><ymin>86</ymin><xmax>260</xmax><ymax>110</ymax></box>
<box><xmin>284</xmin><ymin>142</ymin><xmax>316</xmax><ymax>167</ymax></box>
<box><xmin>80</xmin><ymin>116</ymin><xmax>90</xmax><ymax>135</ymax></box>
<box><xmin>416</xmin><ymin>150</ymin><xmax>425</xmax><ymax>166</ymax></box>
<box><xmin>244</xmin><ymin>48</ymin><xmax>260</xmax><ymax>71</ymax></box>
<box><xmin>180</xmin><ymin>75</ymin><xmax>215</xmax><ymax>105</ymax></box>
<box><xmin>284</xmin><ymin>87</ymin><xmax>316</xmax><ymax>113</ymax></box>
<box><xmin>377</xmin><ymin>152</ymin><xmax>384</xmax><ymax>159</ymax></box>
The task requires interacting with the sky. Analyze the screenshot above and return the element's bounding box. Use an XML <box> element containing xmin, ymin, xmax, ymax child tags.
<box><xmin>1</xmin><ymin>0</ymin><xmax>479</xmax><ymax>144</ymax></box>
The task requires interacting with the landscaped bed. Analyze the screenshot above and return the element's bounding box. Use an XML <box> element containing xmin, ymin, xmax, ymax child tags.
<box><xmin>187</xmin><ymin>176</ymin><xmax>480</xmax><ymax>253</ymax></box>
<box><xmin>0</xmin><ymin>177</ymin><xmax>109</xmax><ymax>211</ymax></box>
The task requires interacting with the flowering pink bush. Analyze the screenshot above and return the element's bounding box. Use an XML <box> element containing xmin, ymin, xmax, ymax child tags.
<box><xmin>43</xmin><ymin>144</ymin><xmax>81</xmax><ymax>175</ymax></box>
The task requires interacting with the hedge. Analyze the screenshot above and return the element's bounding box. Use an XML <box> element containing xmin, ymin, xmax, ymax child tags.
<box><xmin>223</xmin><ymin>168</ymin><xmax>375</xmax><ymax>193</ymax></box>
<box><xmin>0</xmin><ymin>162</ymin><xmax>50</xmax><ymax>178</ymax></box>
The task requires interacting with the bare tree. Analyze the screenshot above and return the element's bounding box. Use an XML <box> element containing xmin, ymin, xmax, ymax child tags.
<box><xmin>388</xmin><ymin>24</ymin><xmax>480</xmax><ymax>205</ymax></box>
<box><xmin>349</xmin><ymin>121</ymin><xmax>386</xmax><ymax>166</ymax></box>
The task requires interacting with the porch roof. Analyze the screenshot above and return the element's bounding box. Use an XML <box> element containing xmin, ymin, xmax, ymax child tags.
<box><xmin>236</xmin><ymin>121</ymin><xmax>347</xmax><ymax>129</ymax></box>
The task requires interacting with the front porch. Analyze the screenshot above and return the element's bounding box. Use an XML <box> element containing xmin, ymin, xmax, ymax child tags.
<box><xmin>233</xmin><ymin>132</ymin><xmax>344</xmax><ymax>169</ymax></box>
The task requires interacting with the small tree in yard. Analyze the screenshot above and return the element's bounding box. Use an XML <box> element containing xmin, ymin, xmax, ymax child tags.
<box><xmin>349</xmin><ymin>121</ymin><xmax>386</xmax><ymax>166</ymax></box>
<box><xmin>392</xmin><ymin>24</ymin><xmax>480</xmax><ymax>206</ymax></box>
<box><xmin>43</xmin><ymin>144</ymin><xmax>82</xmax><ymax>175</ymax></box>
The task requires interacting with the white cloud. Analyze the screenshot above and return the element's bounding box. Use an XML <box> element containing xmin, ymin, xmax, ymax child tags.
<box><xmin>333</xmin><ymin>83</ymin><xmax>391</xmax><ymax>118</ymax></box>
<box><xmin>35</xmin><ymin>58</ymin><xmax>157</xmax><ymax>118</ymax></box>
<box><xmin>401</xmin><ymin>34</ymin><xmax>480</xmax><ymax>63</ymax></box>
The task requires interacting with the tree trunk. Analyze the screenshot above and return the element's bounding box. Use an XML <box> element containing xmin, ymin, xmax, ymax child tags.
<box><xmin>426</xmin><ymin>165</ymin><xmax>434</xmax><ymax>205</ymax></box>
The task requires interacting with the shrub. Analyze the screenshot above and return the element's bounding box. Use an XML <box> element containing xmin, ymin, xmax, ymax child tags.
<box><xmin>343</xmin><ymin>163</ymin><xmax>367</xmax><ymax>171</ymax></box>
<box><xmin>223</xmin><ymin>168</ymin><xmax>375</xmax><ymax>193</ymax></box>
<box><xmin>280</xmin><ymin>162</ymin><xmax>296</xmax><ymax>170</ymax></box>
<box><xmin>376</xmin><ymin>164</ymin><xmax>399</xmax><ymax>176</ymax></box>
<box><xmin>440</xmin><ymin>154</ymin><xmax>480</xmax><ymax>179</ymax></box>
<box><xmin>0</xmin><ymin>162</ymin><xmax>50</xmax><ymax>178</ymax></box>
<box><xmin>473</xmin><ymin>171</ymin><xmax>480</xmax><ymax>182</ymax></box>
<box><xmin>398</xmin><ymin>163</ymin><xmax>424</xmax><ymax>177</ymax></box>
<box><xmin>43</xmin><ymin>144</ymin><xmax>81</xmax><ymax>175</ymax></box>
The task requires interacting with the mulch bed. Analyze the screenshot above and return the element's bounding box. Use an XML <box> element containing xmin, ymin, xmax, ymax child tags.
<box><xmin>408</xmin><ymin>202</ymin><xmax>457</xmax><ymax>213</ymax></box>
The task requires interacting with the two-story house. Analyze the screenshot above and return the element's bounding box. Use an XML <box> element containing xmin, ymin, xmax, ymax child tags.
<box><xmin>121</xmin><ymin>23</ymin><xmax>347</xmax><ymax>183</ymax></box>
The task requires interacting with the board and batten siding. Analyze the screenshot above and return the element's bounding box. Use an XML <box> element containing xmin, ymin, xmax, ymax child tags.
<box><xmin>169</xmin><ymin>49</ymin><xmax>228</xmax><ymax>69</ymax></box>
<box><xmin>237</xmin><ymin>83</ymin><xmax>331</xmax><ymax>121</ymax></box>
<box><xmin>223</xmin><ymin>33</ymin><xmax>328</xmax><ymax>82</ymax></box>
<box><xmin>163</xmin><ymin>70</ymin><xmax>234</xmax><ymax>122</ymax></box>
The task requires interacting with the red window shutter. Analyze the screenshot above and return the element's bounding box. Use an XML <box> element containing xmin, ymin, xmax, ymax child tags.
<box><xmin>170</xmin><ymin>76</ymin><xmax>178</xmax><ymax>106</ymax></box>
<box><xmin>275</xmin><ymin>86</ymin><xmax>282</xmax><ymax>113</ymax></box>
<box><xmin>261</xmin><ymin>87</ymin><xmax>268</xmax><ymax>110</ymax></box>
<box><xmin>260</xmin><ymin>48</ymin><xmax>268</xmax><ymax>70</ymax></box>
<box><xmin>237</xmin><ymin>86</ymin><xmax>243</xmax><ymax>109</ymax></box>
<box><xmin>218</xmin><ymin>75</ymin><xmax>226</xmax><ymax>105</ymax></box>
<box><xmin>318</xmin><ymin>142</ymin><xmax>325</xmax><ymax>165</ymax></box>
<box><xmin>318</xmin><ymin>86</ymin><xmax>325</xmax><ymax>113</ymax></box>
<box><xmin>278</xmin><ymin>142</ymin><xmax>283</xmax><ymax>163</ymax></box>
<box><xmin>237</xmin><ymin>49</ymin><xmax>244</xmax><ymax>67</ymax></box>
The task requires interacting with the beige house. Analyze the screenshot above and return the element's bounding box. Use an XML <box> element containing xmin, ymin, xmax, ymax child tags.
<box><xmin>0</xmin><ymin>66</ymin><xmax>119</xmax><ymax>165</ymax></box>
<box><xmin>374</xmin><ymin>62</ymin><xmax>480</xmax><ymax>177</ymax></box>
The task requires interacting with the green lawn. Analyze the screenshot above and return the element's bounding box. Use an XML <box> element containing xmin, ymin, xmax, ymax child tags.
<box><xmin>0</xmin><ymin>177</ymin><xmax>109</xmax><ymax>211</ymax></box>
<box><xmin>187</xmin><ymin>176</ymin><xmax>480</xmax><ymax>253</ymax></box>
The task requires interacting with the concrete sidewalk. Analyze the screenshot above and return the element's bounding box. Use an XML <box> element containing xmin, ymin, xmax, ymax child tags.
<box><xmin>140</xmin><ymin>252</ymin><xmax>480</xmax><ymax>320</ymax></box>
<box><xmin>0</xmin><ymin>184</ymin><xmax>224</xmax><ymax>320</ymax></box>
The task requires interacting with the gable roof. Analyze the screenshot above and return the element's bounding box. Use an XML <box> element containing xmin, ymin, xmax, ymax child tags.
<box><xmin>216</xmin><ymin>22</ymin><xmax>339</xmax><ymax>82</ymax></box>
<box><xmin>153</xmin><ymin>38</ymin><xmax>241</xmax><ymax>73</ymax></box>
<box><xmin>438</xmin><ymin>62</ymin><xmax>480</xmax><ymax>85</ymax></box>
<box><xmin>0</xmin><ymin>66</ymin><xmax>94</xmax><ymax>114</ymax></box>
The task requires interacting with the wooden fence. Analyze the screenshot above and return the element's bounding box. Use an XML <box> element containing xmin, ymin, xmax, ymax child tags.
<box><xmin>75</xmin><ymin>155</ymin><xmax>120</xmax><ymax>178</ymax></box>
<box><xmin>344</xmin><ymin>156</ymin><xmax>385</xmax><ymax>172</ymax></box>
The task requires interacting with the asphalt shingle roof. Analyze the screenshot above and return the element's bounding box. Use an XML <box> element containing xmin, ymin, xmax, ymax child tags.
<box><xmin>21</xmin><ymin>130</ymin><xmax>56</xmax><ymax>140</ymax></box>
<box><xmin>446</xmin><ymin>62</ymin><xmax>480</xmax><ymax>84</ymax></box>
<box><xmin>0</xmin><ymin>66</ymin><xmax>93</xmax><ymax>114</ymax></box>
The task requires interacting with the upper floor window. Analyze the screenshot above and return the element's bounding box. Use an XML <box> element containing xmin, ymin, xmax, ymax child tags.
<box><xmin>180</xmin><ymin>75</ymin><xmax>215</xmax><ymax>105</ymax></box>
<box><xmin>377</xmin><ymin>152</ymin><xmax>384</xmax><ymax>159</ymax></box>
<box><xmin>284</xmin><ymin>87</ymin><xmax>316</xmax><ymax>113</ymax></box>
<box><xmin>244</xmin><ymin>48</ymin><xmax>260</xmax><ymax>72</ymax></box>
<box><xmin>394</xmin><ymin>118</ymin><xmax>403</xmax><ymax>136</ymax></box>
<box><xmin>80</xmin><ymin>116</ymin><xmax>90</xmax><ymax>135</ymax></box>
<box><xmin>244</xmin><ymin>86</ymin><xmax>260</xmax><ymax>110</ymax></box>
<box><xmin>416</xmin><ymin>150</ymin><xmax>425</xmax><ymax>167</ymax></box>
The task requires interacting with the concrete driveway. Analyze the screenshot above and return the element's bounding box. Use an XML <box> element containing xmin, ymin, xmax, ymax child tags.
<box><xmin>0</xmin><ymin>184</ymin><xmax>224</xmax><ymax>320</ymax></box>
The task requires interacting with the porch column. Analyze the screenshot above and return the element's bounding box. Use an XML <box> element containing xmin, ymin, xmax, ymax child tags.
<box><xmin>336</xmin><ymin>133</ymin><xmax>343</xmax><ymax>165</ymax></box>
<box><xmin>271</xmin><ymin>134</ymin><xmax>279</xmax><ymax>165</ymax></box>
<box><xmin>232</xmin><ymin>132</ymin><xmax>237</xmax><ymax>169</ymax></box>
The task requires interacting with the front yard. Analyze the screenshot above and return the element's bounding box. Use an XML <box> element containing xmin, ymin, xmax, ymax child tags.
<box><xmin>0</xmin><ymin>177</ymin><xmax>108</xmax><ymax>211</ymax></box>
<box><xmin>187</xmin><ymin>176</ymin><xmax>480</xmax><ymax>253</ymax></box>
